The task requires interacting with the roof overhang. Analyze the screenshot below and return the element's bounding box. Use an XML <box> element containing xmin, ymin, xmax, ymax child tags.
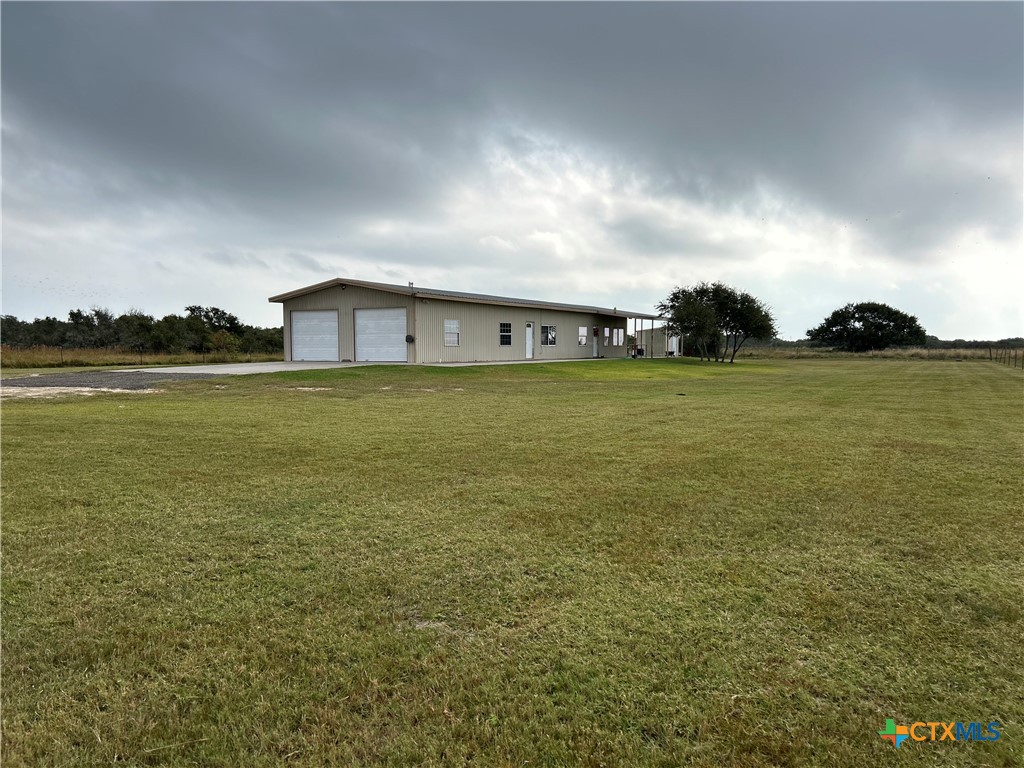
<box><xmin>269</xmin><ymin>277</ymin><xmax>661</xmax><ymax>319</ymax></box>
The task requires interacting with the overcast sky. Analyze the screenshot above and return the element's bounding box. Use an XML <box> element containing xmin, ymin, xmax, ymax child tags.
<box><xmin>3</xmin><ymin>2</ymin><xmax>1021</xmax><ymax>339</ymax></box>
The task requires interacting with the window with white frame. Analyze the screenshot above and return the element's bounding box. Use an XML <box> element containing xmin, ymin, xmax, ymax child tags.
<box><xmin>541</xmin><ymin>325</ymin><xmax>556</xmax><ymax>346</ymax></box>
<box><xmin>444</xmin><ymin>319</ymin><xmax>460</xmax><ymax>347</ymax></box>
<box><xmin>499</xmin><ymin>322</ymin><xmax>512</xmax><ymax>346</ymax></box>
<box><xmin>604</xmin><ymin>327</ymin><xmax>610</xmax><ymax>346</ymax></box>
<box><xmin>614</xmin><ymin>328</ymin><xmax>624</xmax><ymax>346</ymax></box>
<box><xmin>578</xmin><ymin>326</ymin><xmax>588</xmax><ymax>346</ymax></box>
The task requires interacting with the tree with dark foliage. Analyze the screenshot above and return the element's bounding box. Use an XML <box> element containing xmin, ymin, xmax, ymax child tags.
<box><xmin>658</xmin><ymin>282</ymin><xmax>777</xmax><ymax>362</ymax></box>
<box><xmin>807</xmin><ymin>302</ymin><xmax>926</xmax><ymax>352</ymax></box>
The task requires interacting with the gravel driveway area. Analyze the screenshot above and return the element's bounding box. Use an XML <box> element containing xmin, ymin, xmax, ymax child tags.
<box><xmin>2</xmin><ymin>370</ymin><xmax>217</xmax><ymax>390</ymax></box>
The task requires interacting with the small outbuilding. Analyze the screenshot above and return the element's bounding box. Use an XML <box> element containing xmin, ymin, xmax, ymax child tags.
<box><xmin>269</xmin><ymin>277</ymin><xmax>659</xmax><ymax>363</ymax></box>
<box><xmin>638</xmin><ymin>325</ymin><xmax>682</xmax><ymax>357</ymax></box>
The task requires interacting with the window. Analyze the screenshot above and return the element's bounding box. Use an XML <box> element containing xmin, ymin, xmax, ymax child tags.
<box><xmin>444</xmin><ymin>319</ymin><xmax>460</xmax><ymax>347</ymax></box>
<box><xmin>578</xmin><ymin>326</ymin><xmax>588</xmax><ymax>346</ymax></box>
<box><xmin>613</xmin><ymin>328</ymin><xmax>624</xmax><ymax>346</ymax></box>
<box><xmin>499</xmin><ymin>322</ymin><xmax>512</xmax><ymax>346</ymax></box>
<box><xmin>541</xmin><ymin>325</ymin><xmax>556</xmax><ymax>346</ymax></box>
<box><xmin>604</xmin><ymin>327</ymin><xmax>610</xmax><ymax>346</ymax></box>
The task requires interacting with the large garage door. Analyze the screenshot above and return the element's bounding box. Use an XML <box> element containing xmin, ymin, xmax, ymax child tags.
<box><xmin>291</xmin><ymin>310</ymin><xmax>339</xmax><ymax>361</ymax></box>
<box><xmin>355</xmin><ymin>307</ymin><xmax>408</xmax><ymax>362</ymax></box>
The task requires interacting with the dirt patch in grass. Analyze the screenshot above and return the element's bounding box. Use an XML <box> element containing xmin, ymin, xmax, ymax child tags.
<box><xmin>0</xmin><ymin>370</ymin><xmax>216</xmax><ymax>390</ymax></box>
<box><xmin>0</xmin><ymin>386</ymin><xmax>164</xmax><ymax>399</ymax></box>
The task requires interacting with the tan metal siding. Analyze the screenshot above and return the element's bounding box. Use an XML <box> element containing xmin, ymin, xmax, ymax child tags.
<box><xmin>282</xmin><ymin>285</ymin><xmax>414</xmax><ymax>362</ymax></box>
<box><xmin>281</xmin><ymin>285</ymin><xmax>629</xmax><ymax>363</ymax></box>
<box><xmin>414</xmin><ymin>299</ymin><xmax>628</xmax><ymax>363</ymax></box>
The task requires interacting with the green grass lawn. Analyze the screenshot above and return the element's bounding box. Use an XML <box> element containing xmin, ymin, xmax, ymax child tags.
<box><xmin>2</xmin><ymin>359</ymin><xmax>1022</xmax><ymax>766</ymax></box>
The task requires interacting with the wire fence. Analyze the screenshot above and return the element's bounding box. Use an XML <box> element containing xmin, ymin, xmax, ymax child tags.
<box><xmin>991</xmin><ymin>347</ymin><xmax>1022</xmax><ymax>369</ymax></box>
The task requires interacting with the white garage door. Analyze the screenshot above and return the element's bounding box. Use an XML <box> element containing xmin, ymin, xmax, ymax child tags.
<box><xmin>291</xmin><ymin>310</ymin><xmax>339</xmax><ymax>361</ymax></box>
<box><xmin>355</xmin><ymin>307</ymin><xmax>408</xmax><ymax>362</ymax></box>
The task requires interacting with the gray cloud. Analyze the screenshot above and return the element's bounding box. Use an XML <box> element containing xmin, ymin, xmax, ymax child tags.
<box><xmin>608</xmin><ymin>216</ymin><xmax>751</xmax><ymax>261</ymax></box>
<box><xmin>203</xmin><ymin>250</ymin><xmax>271</xmax><ymax>270</ymax></box>
<box><xmin>2</xmin><ymin>2</ymin><xmax>1021</xmax><ymax>337</ymax></box>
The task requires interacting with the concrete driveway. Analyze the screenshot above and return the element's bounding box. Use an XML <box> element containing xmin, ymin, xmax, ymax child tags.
<box><xmin>116</xmin><ymin>358</ymin><xmax>616</xmax><ymax>375</ymax></box>
<box><xmin>116</xmin><ymin>361</ymin><xmax>371</xmax><ymax>375</ymax></box>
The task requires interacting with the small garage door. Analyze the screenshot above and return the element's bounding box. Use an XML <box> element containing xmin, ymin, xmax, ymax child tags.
<box><xmin>355</xmin><ymin>307</ymin><xmax>408</xmax><ymax>362</ymax></box>
<box><xmin>291</xmin><ymin>310</ymin><xmax>339</xmax><ymax>361</ymax></box>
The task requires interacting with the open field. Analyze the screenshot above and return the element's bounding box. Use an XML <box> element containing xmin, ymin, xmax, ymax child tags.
<box><xmin>734</xmin><ymin>346</ymin><xmax>1019</xmax><ymax>362</ymax></box>
<box><xmin>1</xmin><ymin>345</ymin><xmax>282</xmax><ymax>370</ymax></box>
<box><xmin>2</xmin><ymin>359</ymin><xmax>1022</xmax><ymax>766</ymax></box>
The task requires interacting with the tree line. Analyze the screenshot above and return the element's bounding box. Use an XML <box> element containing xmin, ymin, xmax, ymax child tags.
<box><xmin>659</xmin><ymin>283</ymin><xmax>946</xmax><ymax>359</ymax></box>
<box><xmin>1</xmin><ymin>306</ymin><xmax>282</xmax><ymax>354</ymax></box>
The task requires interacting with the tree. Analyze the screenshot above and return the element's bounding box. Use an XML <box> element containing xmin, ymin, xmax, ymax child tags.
<box><xmin>807</xmin><ymin>302</ymin><xmax>926</xmax><ymax>352</ymax></box>
<box><xmin>90</xmin><ymin>307</ymin><xmax>118</xmax><ymax>347</ymax></box>
<box><xmin>66</xmin><ymin>309</ymin><xmax>95</xmax><ymax>346</ymax></box>
<box><xmin>186</xmin><ymin>306</ymin><xmax>242</xmax><ymax>334</ymax></box>
<box><xmin>210</xmin><ymin>329</ymin><xmax>240</xmax><ymax>353</ymax></box>
<box><xmin>671</xmin><ymin>292</ymin><xmax>720</xmax><ymax>361</ymax></box>
<box><xmin>658</xmin><ymin>282</ymin><xmax>777</xmax><ymax>363</ymax></box>
<box><xmin>114</xmin><ymin>310</ymin><xmax>155</xmax><ymax>350</ymax></box>
<box><xmin>0</xmin><ymin>315</ymin><xmax>28</xmax><ymax>346</ymax></box>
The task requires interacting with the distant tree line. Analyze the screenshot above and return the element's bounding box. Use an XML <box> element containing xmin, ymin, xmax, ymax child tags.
<box><xmin>1</xmin><ymin>306</ymin><xmax>282</xmax><ymax>354</ymax></box>
<box><xmin>923</xmin><ymin>335</ymin><xmax>1024</xmax><ymax>349</ymax></box>
<box><xmin>742</xmin><ymin>335</ymin><xmax>1024</xmax><ymax>350</ymax></box>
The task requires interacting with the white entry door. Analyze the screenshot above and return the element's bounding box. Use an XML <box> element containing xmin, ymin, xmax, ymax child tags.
<box><xmin>354</xmin><ymin>307</ymin><xmax>408</xmax><ymax>362</ymax></box>
<box><xmin>291</xmin><ymin>310</ymin><xmax>339</xmax><ymax>361</ymax></box>
<box><xmin>525</xmin><ymin>322</ymin><xmax>534</xmax><ymax>359</ymax></box>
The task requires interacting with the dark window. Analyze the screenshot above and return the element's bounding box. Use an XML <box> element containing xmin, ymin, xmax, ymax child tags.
<box><xmin>499</xmin><ymin>322</ymin><xmax>512</xmax><ymax>346</ymax></box>
<box><xmin>541</xmin><ymin>325</ymin><xmax>556</xmax><ymax>346</ymax></box>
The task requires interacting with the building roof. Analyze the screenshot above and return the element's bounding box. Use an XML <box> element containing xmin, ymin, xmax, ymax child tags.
<box><xmin>269</xmin><ymin>277</ymin><xmax>661</xmax><ymax>319</ymax></box>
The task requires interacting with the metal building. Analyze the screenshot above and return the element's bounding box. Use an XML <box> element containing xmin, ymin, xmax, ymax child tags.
<box><xmin>637</xmin><ymin>325</ymin><xmax>682</xmax><ymax>357</ymax></box>
<box><xmin>270</xmin><ymin>277</ymin><xmax>659</xmax><ymax>363</ymax></box>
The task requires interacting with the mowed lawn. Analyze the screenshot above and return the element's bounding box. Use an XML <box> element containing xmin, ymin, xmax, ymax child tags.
<box><xmin>2</xmin><ymin>359</ymin><xmax>1022</xmax><ymax>767</ymax></box>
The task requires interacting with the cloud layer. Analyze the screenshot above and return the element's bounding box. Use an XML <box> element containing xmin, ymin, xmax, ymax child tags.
<box><xmin>3</xmin><ymin>3</ymin><xmax>1021</xmax><ymax>338</ymax></box>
